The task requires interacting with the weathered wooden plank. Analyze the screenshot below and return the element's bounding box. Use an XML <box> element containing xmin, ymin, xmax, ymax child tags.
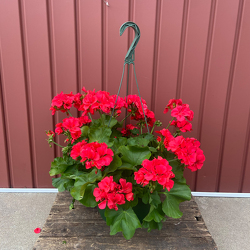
<box><xmin>33</xmin><ymin>192</ymin><xmax>217</xmax><ymax>249</ymax></box>
<box><xmin>47</xmin><ymin>204</ymin><xmax>202</xmax><ymax>222</ymax></box>
<box><xmin>40</xmin><ymin>221</ymin><xmax>211</xmax><ymax>238</ymax></box>
<box><xmin>34</xmin><ymin>236</ymin><xmax>217</xmax><ymax>250</ymax></box>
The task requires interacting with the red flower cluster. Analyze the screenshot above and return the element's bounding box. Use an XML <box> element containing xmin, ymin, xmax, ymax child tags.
<box><xmin>126</xmin><ymin>95</ymin><xmax>156</xmax><ymax>127</ymax></box>
<box><xmin>121</xmin><ymin>124</ymin><xmax>138</xmax><ymax>137</ymax></box>
<box><xmin>70</xmin><ymin>141</ymin><xmax>113</xmax><ymax>170</ymax></box>
<box><xmin>134</xmin><ymin>156</ymin><xmax>175</xmax><ymax>191</ymax></box>
<box><xmin>156</xmin><ymin>129</ymin><xmax>174</xmax><ymax>149</ymax></box>
<box><xmin>54</xmin><ymin>116</ymin><xmax>91</xmax><ymax>143</ymax></box>
<box><xmin>78</xmin><ymin>88</ymin><xmax>125</xmax><ymax>116</ymax></box>
<box><xmin>164</xmin><ymin>99</ymin><xmax>193</xmax><ymax>132</ymax></box>
<box><xmin>167</xmin><ymin>136</ymin><xmax>205</xmax><ymax>171</ymax></box>
<box><xmin>93</xmin><ymin>176</ymin><xmax>134</xmax><ymax>210</ymax></box>
<box><xmin>50</xmin><ymin>91</ymin><xmax>74</xmax><ymax>115</ymax></box>
<box><xmin>50</xmin><ymin>88</ymin><xmax>157</xmax><ymax>130</ymax></box>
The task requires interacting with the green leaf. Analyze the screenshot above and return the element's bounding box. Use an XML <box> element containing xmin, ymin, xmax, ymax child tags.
<box><xmin>81</xmin><ymin>126</ymin><xmax>89</xmax><ymax>137</ymax></box>
<box><xmin>149</xmin><ymin>191</ymin><xmax>161</xmax><ymax>208</ymax></box>
<box><xmin>142</xmin><ymin>192</ymin><xmax>149</xmax><ymax>204</ymax></box>
<box><xmin>162</xmin><ymin>183</ymin><xmax>191</xmax><ymax>218</ymax></box>
<box><xmin>149</xmin><ymin>147</ymin><xmax>157</xmax><ymax>152</ymax></box>
<box><xmin>101</xmin><ymin>114</ymin><xmax>118</xmax><ymax>128</ymax></box>
<box><xmin>49</xmin><ymin>157</ymin><xmax>74</xmax><ymax>176</ymax></box>
<box><xmin>79</xmin><ymin>184</ymin><xmax>98</xmax><ymax>207</ymax></box>
<box><xmin>131</xmin><ymin>128</ymin><xmax>139</xmax><ymax>135</ymax></box>
<box><xmin>117</xmin><ymin>162</ymin><xmax>138</xmax><ymax>172</ymax></box>
<box><xmin>112</xmin><ymin>137</ymin><xmax>127</xmax><ymax>152</ymax></box>
<box><xmin>142</xmin><ymin>220</ymin><xmax>163</xmax><ymax>232</ymax></box>
<box><xmin>143</xmin><ymin>133</ymin><xmax>155</xmax><ymax>142</ymax></box>
<box><xmin>169</xmin><ymin>160</ymin><xmax>186</xmax><ymax>184</ymax></box>
<box><xmin>112</xmin><ymin>170</ymin><xmax>123</xmax><ymax>183</ymax></box>
<box><xmin>103</xmin><ymin>155</ymin><xmax>122</xmax><ymax>174</ymax></box>
<box><xmin>105</xmin><ymin>207</ymin><xmax>141</xmax><ymax>240</ymax></box>
<box><xmin>52</xmin><ymin>177</ymin><xmax>74</xmax><ymax>192</ymax></box>
<box><xmin>70</xmin><ymin>169</ymin><xmax>102</xmax><ymax>200</ymax></box>
<box><xmin>62</xmin><ymin>164</ymin><xmax>86</xmax><ymax>180</ymax></box>
<box><xmin>119</xmin><ymin>146</ymin><xmax>151</xmax><ymax>166</ymax></box>
<box><xmin>88</xmin><ymin>126</ymin><xmax>113</xmax><ymax>147</ymax></box>
<box><xmin>143</xmin><ymin>204</ymin><xmax>165</xmax><ymax>223</ymax></box>
<box><xmin>127</xmin><ymin>137</ymin><xmax>150</xmax><ymax>147</ymax></box>
<box><xmin>70</xmin><ymin>183</ymin><xmax>86</xmax><ymax>200</ymax></box>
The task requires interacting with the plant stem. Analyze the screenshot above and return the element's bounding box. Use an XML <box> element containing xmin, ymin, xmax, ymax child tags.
<box><xmin>67</xmin><ymin>110</ymin><xmax>73</xmax><ymax>117</ymax></box>
<box><xmin>150</xmin><ymin>122</ymin><xmax>156</xmax><ymax>134</ymax></box>
<box><xmin>69</xmin><ymin>198</ymin><xmax>75</xmax><ymax>210</ymax></box>
<box><xmin>140</xmin><ymin>125</ymin><xmax>143</xmax><ymax>134</ymax></box>
<box><xmin>98</xmin><ymin>110</ymin><xmax>105</xmax><ymax>125</ymax></box>
<box><xmin>168</xmin><ymin>158</ymin><xmax>178</xmax><ymax>162</ymax></box>
<box><xmin>87</xmin><ymin>113</ymin><xmax>93</xmax><ymax>122</ymax></box>
<box><xmin>51</xmin><ymin>141</ymin><xmax>64</xmax><ymax>148</ymax></box>
<box><xmin>121</xmin><ymin>113</ymin><xmax>131</xmax><ymax>123</ymax></box>
<box><xmin>166</xmin><ymin>117</ymin><xmax>174</xmax><ymax>129</ymax></box>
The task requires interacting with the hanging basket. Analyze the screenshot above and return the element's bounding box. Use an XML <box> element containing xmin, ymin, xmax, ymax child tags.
<box><xmin>47</xmin><ymin>21</ymin><xmax>205</xmax><ymax>240</ymax></box>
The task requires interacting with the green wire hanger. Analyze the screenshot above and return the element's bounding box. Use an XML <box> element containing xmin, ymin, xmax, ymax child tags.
<box><xmin>109</xmin><ymin>21</ymin><xmax>149</xmax><ymax>133</ymax></box>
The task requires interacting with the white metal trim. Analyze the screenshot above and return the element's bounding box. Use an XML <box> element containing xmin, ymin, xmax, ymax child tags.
<box><xmin>0</xmin><ymin>189</ymin><xmax>250</xmax><ymax>197</ymax></box>
<box><xmin>191</xmin><ymin>192</ymin><xmax>250</xmax><ymax>197</ymax></box>
<box><xmin>0</xmin><ymin>188</ymin><xmax>58</xmax><ymax>193</ymax></box>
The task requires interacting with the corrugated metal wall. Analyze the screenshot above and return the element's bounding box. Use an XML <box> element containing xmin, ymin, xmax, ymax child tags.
<box><xmin>0</xmin><ymin>0</ymin><xmax>249</xmax><ymax>192</ymax></box>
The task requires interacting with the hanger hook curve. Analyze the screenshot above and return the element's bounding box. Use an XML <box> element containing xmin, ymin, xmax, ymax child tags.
<box><xmin>120</xmin><ymin>21</ymin><xmax>140</xmax><ymax>64</ymax></box>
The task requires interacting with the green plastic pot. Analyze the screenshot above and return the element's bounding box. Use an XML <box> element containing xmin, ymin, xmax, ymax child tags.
<box><xmin>98</xmin><ymin>198</ymin><xmax>150</xmax><ymax>224</ymax></box>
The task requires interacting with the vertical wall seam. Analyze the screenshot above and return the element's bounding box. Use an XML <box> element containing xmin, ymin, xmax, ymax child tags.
<box><xmin>151</xmin><ymin>0</ymin><xmax>162</xmax><ymax>112</ymax></box>
<box><xmin>0</xmin><ymin>48</ymin><xmax>11</xmax><ymax>187</ymax></box>
<box><xmin>128</xmin><ymin>0</ymin><xmax>135</xmax><ymax>95</ymax></box>
<box><xmin>46</xmin><ymin>0</ymin><xmax>56</xmax><ymax>160</ymax></box>
<box><xmin>101</xmin><ymin>1</ymin><xmax>107</xmax><ymax>91</ymax></box>
<box><xmin>195</xmin><ymin>0</ymin><xmax>217</xmax><ymax>191</ymax></box>
<box><xmin>74</xmin><ymin>0</ymin><xmax>81</xmax><ymax>94</ymax></box>
<box><xmin>127</xmin><ymin>0</ymin><xmax>133</xmax><ymax>96</ymax></box>
<box><xmin>176</xmin><ymin>0</ymin><xmax>189</xmax><ymax>99</ymax></box>
<box><xmin>240</xmin><ymin>108</ymin><xmax>250</xmax><ymax>192</ymax></box>
<box><xmin>216</xmin><ymin>0</ymin><xmax>244</xmax><ymax>192</ymax></box>
<box><xmin>18</xmin><ymin>0</ymin><xmax>36</xmax><ymax>187</ymax></box>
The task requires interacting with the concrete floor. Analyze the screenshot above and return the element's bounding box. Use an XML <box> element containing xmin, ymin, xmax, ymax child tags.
<box><xmin>0</xmin><ymin>193</ymin><xmax>250</xmax><ymax>250</ymax></box>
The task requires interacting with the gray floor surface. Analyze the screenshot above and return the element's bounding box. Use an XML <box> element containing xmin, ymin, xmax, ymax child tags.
<box><xmin>0</xmin><ymin>193</ymin><xmax>249</xmax><ymax>250</ymax></box>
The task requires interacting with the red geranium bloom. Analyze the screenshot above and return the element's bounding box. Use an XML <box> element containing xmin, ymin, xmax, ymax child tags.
<box><xmin>76</xmin><ymin>142</ymin><xmax>114</xmax><ymax>170</ymax></box>
<box><xmin>93</xmin><ymin>177</ymin><xmax>134</xmax><ymax>210</ymax></box>
<box><xmin>164</xmin><ymin>99</ymin><xmax>182</xmax><ymax>113</ymax></box>
<box><xmin>134</xmin><ymin>156</ymin><xmax>175</xmax><ymax>191</ymax></box>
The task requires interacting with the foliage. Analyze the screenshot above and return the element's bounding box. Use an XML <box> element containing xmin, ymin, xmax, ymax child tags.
<box><xmin>46</xmin><ymin>88</ymin><xmax>205</xmax><ymax>239</ymax></box>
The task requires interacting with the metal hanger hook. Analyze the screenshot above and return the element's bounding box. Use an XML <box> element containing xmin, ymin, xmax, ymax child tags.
<box><xmin>120</xmin><ymin>21</ymin><xmax>140</xmax><ymax>64</ymax></box>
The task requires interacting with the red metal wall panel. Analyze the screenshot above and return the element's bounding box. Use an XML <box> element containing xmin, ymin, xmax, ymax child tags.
<box><xmin>196</xmin><ymin>0</ymin><xmax>240</xmax><ymax>191</ymax></box>
<box><xmin>180</xmin><ymin>0</ymin><xmax>211</xmax><ymax>190</ymax></box>
<box><xmin>20</xmin><ymin>0</ymin><xmax>54</xmax><ymax>187</ymax></box>
<box><xmin>132</xmin><ymin>0</ymin><xmax>157</xmax><ymax>109</ymax></box>
<box><xmin>154</xmin><ymin>0</ymin><xmax>184</xmax><ymax>126</ymax></box>
<box><xmin>0</xmin><ymin>0</ymin><xmax>33</xmax><ymax>187</ymax></box>
<box><xmin>103</xmin><ymin>0</ymin><xmax>129</xmax><ymax>96</ymax></box>
<box><xmin>0</xmin><ymin>0</ymin><xmax>249</xmax><ymax>192</ymax></box>
<box><xmin>47</xmin><ymin>0</ymin><xmax>78</xmax><ymax>155</ymax></box>
<box><xmin>223</xmin><ymin>0</ymin><xmax>250</xmax><ymax>193</ymax></box>
<box><xmin>77</xmin><ymin>0</ymin><xmax>102</xmax><ymax>91</ymax></box>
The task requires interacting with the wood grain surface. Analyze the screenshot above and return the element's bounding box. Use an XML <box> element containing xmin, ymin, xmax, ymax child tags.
<box><xmin>33</xmin><ymin>192</ymin><xmax>217</xmax><ymax>249</ymax></box>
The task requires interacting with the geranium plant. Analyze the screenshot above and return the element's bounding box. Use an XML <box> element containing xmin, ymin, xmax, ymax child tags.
<box><xmin>46</xmin><ymin>87</ymin><xmax>205</xmax><ymax>240</ymax></box>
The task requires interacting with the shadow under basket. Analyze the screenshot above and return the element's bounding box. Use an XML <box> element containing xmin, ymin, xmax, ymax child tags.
<box><xmin>97</xmin><ymin>199</ymin><xmax>150</xmax><ymax>223</ymax></box>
